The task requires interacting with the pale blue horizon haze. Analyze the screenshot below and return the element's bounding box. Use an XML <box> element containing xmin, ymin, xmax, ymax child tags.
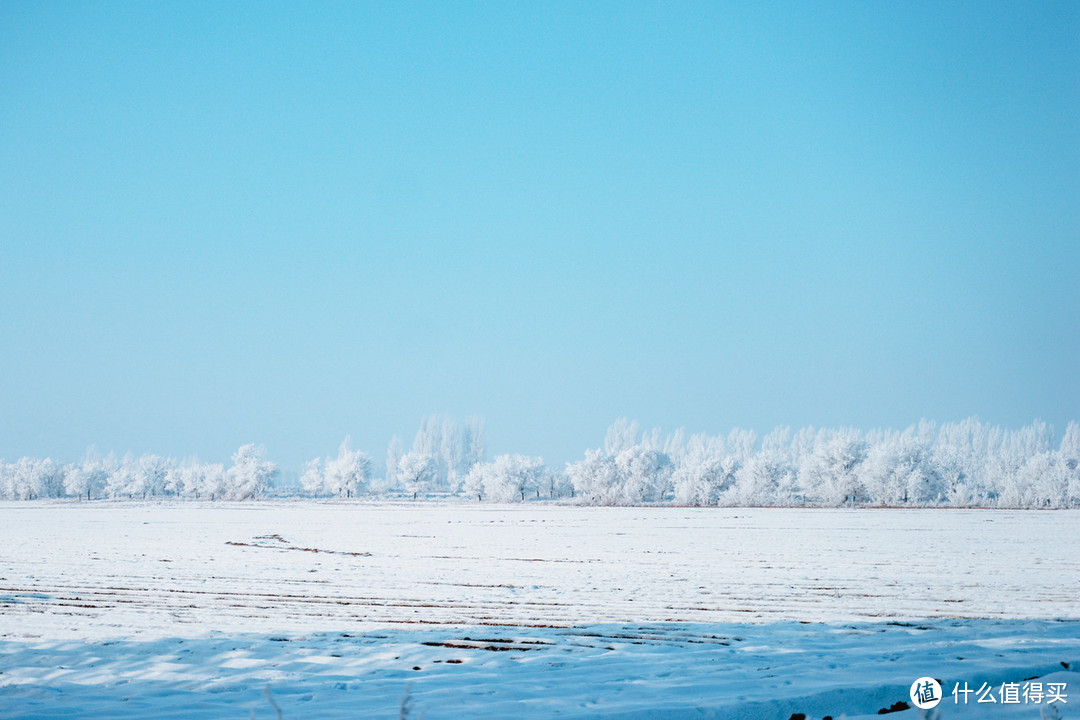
<box><xmin>1</xmin><ymin>2</ymin><xmax>1077</xmax><ymax>473</ymax></box>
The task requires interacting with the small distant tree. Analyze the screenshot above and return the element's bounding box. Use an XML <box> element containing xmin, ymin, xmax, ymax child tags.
<box><xmin>64</xmin><ymin>447</ymin><xmax>110</xmax><ymax>500</ymax></box>
<box><xmin>226</xmin><ymin>444</ymin><xmax>277</xmax><ymax>500</ymax></box>
<box><xmin>462</xmin><ymin>462</ymin><xmax>488</xmax><ymax>501</ymax></box>
<box><xmin>300</xmin><ymin>458</ymin><xmax>325</xmax><ymax>497</ymax></box>
<box><xmin>136</xmin><ymin>454</ymin><xmax>170</xmax><ymax>498</ymax></box>
<box><xmin>1060</xmin><ymin>421</ymin><xmax>1080</xmax><ymax>507</ymax></box>
<box><xmin>548</xmin><ymin>470</ymin><xmax>575</xmax><ymax>499</ymax></box>
<box><xmin>385</xmin><ymin>435</ymin><xmax>403</xmax><ymax>490</ymax></box>
<box><xmin>398</xmin><ymin>451</ymin><xmax>436</xmax><ymax>500</ymax></box>
<box><xmin>413</xmin><ymin>416</ymin><xmax>454</xmax><ymax>490</ymax></box>
<box><xmin>199</xmin><ymin>462</ymin><xmax>227</xmax><ymax>500</ymax></box>
<box><xmin>483</xmin><ymin>454</ymin><xmax>544</xmax><ymax>503</ymax></box>
<box><xmin>323</xmin><ymin>437</ymin><xmax>372</xmax><ymax>498</ymax></box>
<box><xmin>460</xmin><ymin>416</ymin><xmax>485</xmax><ymax>478</ymax></box>
<box><xmin>603</xmin><ymin>418</ymin><xmax>640</xmax><ymax>457</ymax></box>
<box><xmin>439</xmin><ymin>417</ymin><xmax>461</xmax><ymax>490</ymax></box>
<box><xmin>566</xmin><ymin>449</ymin><xmax>620</xmax><ymax>505</ymax></box>
<box><xmin>163</xmin><ymin>463</ymin><xmax>186</xmax><ymax>497</ymax></box>
<box><xmin>103</xmin><ymin>453</ymin><xmax>134</xmax><ymax>498</ymax></box>
<box><xmin>171</xmin><ymin>459</ymin><xmax>206</xmax><ymax>499</ymax></box>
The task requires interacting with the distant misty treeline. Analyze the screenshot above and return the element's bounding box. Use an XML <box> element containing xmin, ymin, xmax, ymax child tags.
<box><xmin>2</xmin><ymin>417</ymin><xmax>1079</xmax><ymax>509</ymax></box>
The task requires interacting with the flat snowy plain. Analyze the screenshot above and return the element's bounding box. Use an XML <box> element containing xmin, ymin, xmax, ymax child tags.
<box><xmin>1</xmin><ymin>502</ymin><xmax>1077</xmax><ymax>718</ymax></box>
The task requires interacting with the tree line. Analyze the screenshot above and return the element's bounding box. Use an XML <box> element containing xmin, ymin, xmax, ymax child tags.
<box><xmin>2</xmin><ymin>417</ymin><xmax>1078</xmax><ymax>508</ymax></box>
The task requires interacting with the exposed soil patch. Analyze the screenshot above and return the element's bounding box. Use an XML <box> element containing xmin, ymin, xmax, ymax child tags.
<box><xmin>226</xmin><ymin>535</ymin><xmax>372</xmax><ymax>557</ymax></box>
<box><xmin>422</xmin><ymin>637</ymin><xmax>547</xmax><ymax>652</ymax></box>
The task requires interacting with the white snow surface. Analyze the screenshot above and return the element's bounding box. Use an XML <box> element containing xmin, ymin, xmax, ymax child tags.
<box><xmin>1</xmin><ymin>502</ymin><xmax>1078</xmax><ymax>718</ymax></box>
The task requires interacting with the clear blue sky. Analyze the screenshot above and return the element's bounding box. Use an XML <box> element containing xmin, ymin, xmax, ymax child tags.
<box><xmin>1</xmin><ymin>1</ymin><xmax>1077</xmax><ymax>470</ymax></box>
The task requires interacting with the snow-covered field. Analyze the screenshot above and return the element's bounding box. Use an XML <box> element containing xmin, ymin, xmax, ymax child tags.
<box><xmin>1</xmin><ymin>502</ymin><xmax>1078</xmax><ymax>718</ymax></box>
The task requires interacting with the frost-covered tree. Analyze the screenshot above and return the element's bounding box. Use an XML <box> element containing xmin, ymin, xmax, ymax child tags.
<box><xmin>488</xmin><ymin>454</ymin><xmax>545</xmax><ymax>502</ymax></box>
<box><xmin>134</xmin><ymin>454</ymin><xmax>170</xmax><ymax>498</ymax></box>
<box><xmin>300</xmin><ymin>458</ymin><xmax>325</xmax><ymax>497</ymax></box>
<box><xmin>460</xmin><ymin>416</ymin><xmax>485</xmax><ymax>477</ymax></box>
<box><xmin>63</xmin><ymin>462</ymin><xmax>88</xmax><ymax>500</ymax></box>
<box><xmin>546</xmin><ymin>469</ymin><xmax>575</xmax><ymax>499</ymax></box>
<box><xmin>799</xmin><ymin>429</ymin><xmax>867</xmax><ymax>505</ymax></box>
<box><xmin>4</xmin><ymin>457</ymin><xmax>63</xmax><ymax>499</ymax></box>
<box><xmin>412</xmin><ymin>416</ymin><xmax>458</xmax><ymax>490</ymax></box>
<box><xmin>614</xmin><ymin>447</ymin><xmax>673</xmax><ymax>504</ymax></box>
<box><xmin>565</xmin><ymin>436</ymin><xmax>675</xmax><ymax>505</ymax></box>
<box><xmin>412</xmin><ymin>417</ymin><xmax>441</xmax><ymax>461</ymax></box>
<box><xmin>731</xmin><ymin>430</ymin><xmax>796</xmax><ymax>506</ymax></box>
<box><xmin>1061</xmin><ymin>421</ymin><xmax>1080</xmax><ymax>507</ymax></box>
<box><xmin>603</xmin><ymin>418</ymin><xmax>641</xmax><ymax>457</ymax></box>
<box><xmin>861</xmin><ymin>426</ymin><xmax>943</xmax><ymax>506</ymax></box>
<box><xmin>763</xmin><ymin>427</ymin><xmax>801</xmax><ymax>504</ymax></box>
<box><xmin>731</xmin><ymin>454</ymin><xmax>777</xmax><ymax>506</ymax></box>
<box><xmin>225</xmin><ymin>444</ymin><xmax>277</xmax><ymax>500</ymax></box>
<box><xmin>104</xmin><ymin>453</ymin><xmax>137</xmax><ymax>498</ymax></box>
<box><xmin>713</xmin><ymin>429</ymin><xmax>757</xmax><ymax>505</ymax></box>
<box><xmin>169</xmin><ymin>458</ymin><xmax>210</xmax><ymax>499</ymax></box>
<box><xmin>726</xmin><ymin>428</ymin><xmax>758</xmax><ymax>464</ymax></box>
<box><xmin>163</xmin><ymin>462</ymin><xmax>187</xmax><ymax>497</ymax></box>
<box><xmin>1004</xmin><ymin>451</ymin><xmax>1066</xmax><ymax>508</ymax></box>
<box><xmin>462</xmin><ymin>461</ymin><xmax>488</xmax><ymax>501</ymax></box>
<box><xmin>670</xmin><ymin>434</ymin><xmax>728</xmax><ymax>506</ymax></box>
<box><xmin>196</xmin><ymin>462</ymin><xmax>227</xmax><ymax>500</ymax></box>
<box><xmin>464</xmin><ymin>455</ymin><xmax>545</xmax><ymax>503</ymax></box>
<box><xmin>63</xmin><ymin>448</ymin><xmax>111</xmax><ymax>500</ymax></box>
<box><xmin>398</xmin><ymin>451</ymin><xmax>436</xmax><ymax>499</ymax></box>
<box><xmin>322</xmin><ymin>437</ymin><xmax>372</xmax><ymax>498</ymax></box>
<box><xmin>385</xmin><ymin>435</ymin><xmax>403</xmax><ymax>490</ymax></box>
<box><xmin>385</xmin><ymin>415</ymin><xmax>485</xmax><ymax>493</ymax></box>
<box><xmin>985</xmin><ymin>420</ymin><xmax>1055</xmax><ymax>504</ymax></box>
<box><xmin>2</xmin><ymin>416</ymin><xmax>1078</xmax><ymax>506</ymax></box>
<box><xmin>439</xmin><ymin>417</ymin><xmax>461</xmax><ymax>490</ymax></box>
<box><xmin>566</xmin><ymin>449</ymin><xmax>621</xmax><ymax>505</ymax></box>
<box><xmin>934</xmin><ymin>418</ymin><xmax>987</xmax><ymax>506</ymax></box>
